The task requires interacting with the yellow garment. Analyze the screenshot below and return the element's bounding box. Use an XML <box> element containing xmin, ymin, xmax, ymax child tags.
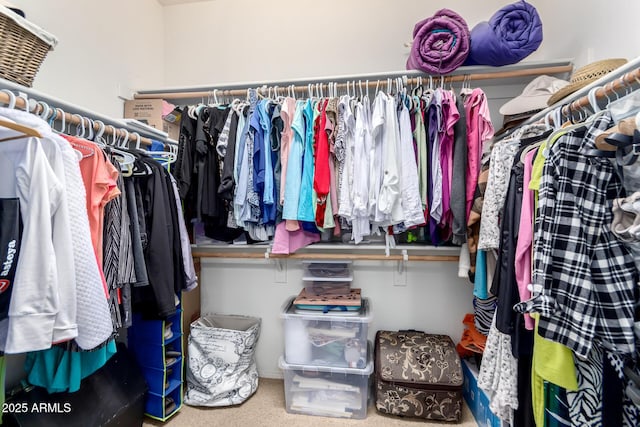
<box><xmin>529</xmin><ymin>131</ymin><xmax>566</xmax><ymax>192</ymax></box>
<box><xmin>527</xmin><ymin>130</ymin><xmax>577</xmax><ymax>426</ymax></box>
<box><xmin>530</xmin><ymin>295</ymin><xmax>578</xmax><ymax>426</ymax></box>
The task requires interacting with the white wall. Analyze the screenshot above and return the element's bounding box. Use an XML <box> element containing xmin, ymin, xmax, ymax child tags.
<box><xmin>161</xmin><ymin>0</ymin><xmax>640</xmax><ymax>88</ymax></box>
<box><xmin>9</xmin><ymin>0</ymin><xmax>166</xmax><ymax>118</ymax></box>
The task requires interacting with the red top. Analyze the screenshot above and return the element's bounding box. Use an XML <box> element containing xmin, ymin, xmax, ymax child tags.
<box><xmin>313</xmin><ymin>99</ymin><xmax>330</xmax><ymax>226</ymax></box>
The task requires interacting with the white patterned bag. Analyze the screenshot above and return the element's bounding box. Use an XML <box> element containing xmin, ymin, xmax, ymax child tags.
<box><xmin>184</xmin><ymin>314</ymin><xmax>261</xmax><ymax>407</ymax></box>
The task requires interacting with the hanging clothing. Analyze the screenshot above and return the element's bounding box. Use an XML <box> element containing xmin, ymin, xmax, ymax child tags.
<box><xmin>429</xmin><ymin>90</ymin><xmax>444</xmax><ymax>226</ymax></box>
<box><xmin>464</xmin><ymin>88</ymin><xmax>494</xmax><ymax>222</ymax></box>
<box><xmin>438</xmin><ymin>89</ymin><xmax>458</xmax><ymax>235</ymax></box>
<box><xmin>450</xmin><ymin>96</ymin><xmax>468</xmax><ymax>244</ymax></box>
<box><xmin>279</xmin><ymin>97</ymin><xmax>296</xmax><ymax>207</ymax></box>
<box><xmin>414</xmin><ymin>97</ymin><xmax>429</xmax><ymax>216</ymax></box>
<box><xmin>25</xmin><ymin>339</ymin><xmax>117</xmax><ymax>394</ymax></box>
<box><xmin>174</xmin><ymin>85</ymin><xmax>498</xmax><ymax>252</ymax></box>
<box><xmin>0</xmin><ymin>123</ymin><xmax>77</xmax><ymax>353</ymax></box>
<box><xmin>351</xmin><ymin>97</ymin><xmax>372</xmax><ymax>243</ymax></box>
<box><xmin>337</xmin><ymin>95</ymin><xmax>355</xmax><ymax>221</ymax></box>
<box><xmin>297</xmin><ymin>99</ymin><xmax>317</xmax><ymax>224</ymax></box>
<box><xmin>282</xmin><ymin>101</ymin><xmax>305</xmax><ymax>229</ymax></box>
<box><xmin>514</xmin><ymin>148</ymin><xmax>537</xmax><ymax>331</ymax></box>
<box><xmin>378</xmin><ymin>92</ymin><xmax>403</xmax><ymax>226</ymax></box>
<box><xmin>398</xmin><ymin>100</ymin><xmax>424</xmax><ymax>228</ymax></box>
<box><xmin>2</xmin><ymin>108</ymin><xmax>113</xmax><ymax>351</ymax></box>
<box><xmin>66</xmin><ymin>135</ymin><xmax>120</xmax><ymax>268</ymax></box>
<box><xmin>313</xmin><ymin>99</ymin><xmax>330</xmax><ymax>227</ymax></box>
<box><xmin>514</xmin><ymin>114</ymin><xmax>637</xmax><ymax>359</ymax></box>
<box><xmin>478</xmin><ymin>315</ymin><xmax>518</xmax><ymax>425</ymax></box>
<box><xmin>369</xmin><ymin>92</ymin><xmax>386</xmax><ymax>226</ymax></box>
<box><xmin>132</xmin><ymin>154</ymin><xmax>181</xmax><ymax>319</ymax></box>
<box><xmin>478</xmin><ymin>125</ymin><xmax>545</xmax><ymax>251</ymax></box>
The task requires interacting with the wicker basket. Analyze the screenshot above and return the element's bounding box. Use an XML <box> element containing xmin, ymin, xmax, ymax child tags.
<box><xmin>0</xmin><ymin>7</ymin><xmax>57</xmax><ymax>87</ymax></box>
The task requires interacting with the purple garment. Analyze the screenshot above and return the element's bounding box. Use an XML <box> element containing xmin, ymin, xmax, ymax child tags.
<box><xmin>465</xmin><ymin>0</ymin><xmax>542</xmax><ymax>66</ymax></box>
<box><xmin>271</xmin><ymin>221</ymin><xmax>320</xmax><ymax>254</ymax></box>
<box><xmin>406</xmin><ymin>9</ymin><xmax>470</xmax><ymax>75</ymax></box>
<box><xmin>426</xmin><ymin>99</ymin><xmax>441</xmax><ymax>246</ymax></box>
<box><xmin>439</xmin><ymin>91</ymin><xmax>459</xmax><ymax>235</ymax></box>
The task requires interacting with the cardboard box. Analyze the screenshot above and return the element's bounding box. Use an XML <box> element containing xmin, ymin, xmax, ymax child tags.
<box><xmin>123</xmin><ymin>98</ymin><xmax>181</xmax><ymax>140</ymax></box>
<box><xmin>166</xmin><ymin>121</ymin><xmax>180</xmax><ymax>140</ymax></box>
<box><xmin>124</xmin><ymin>99</ymin><xmax>165</xmax><ymax>131</ymax></box>
<box><xmin>462</xmin><ymin>358</ymin><xmax>510</xmax><ymax>427</ymax></box>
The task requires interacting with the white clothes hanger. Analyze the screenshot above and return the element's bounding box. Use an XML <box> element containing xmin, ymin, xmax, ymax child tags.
<box><xmin>0</xmin><ymin>89</ymin><xmax>16</xmax><ymax>109</ymax></box>
<box><xmin>15</xmin><ymin>93</ymin><xmax>29</xmax><ymax>112</ymax></box>
<box><xmin>72</xmin><ymin>114</ymin><xmax>84</xmax><ymax>137</ymax></box>
<box><xmin>607</xmin><ymin>78</ymin><xmax>640</xmax><ymax>122</ymax></box>
<box><xmin>118</xmin><ymin>128</ymin><xmax>130</xmax><ymax>148</ymax></box>
<box><xmin>0</xmin><ymin>90</ymin><xmax>43</xmax><ymax>141</ymax></box>
<box><xmin>93</xmin><ymin>120</ymin><xmax>107</xmax><ymax>147</ymax></box>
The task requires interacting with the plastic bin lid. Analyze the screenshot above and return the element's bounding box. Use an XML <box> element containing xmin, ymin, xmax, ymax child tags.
<box><xmin>278</xmin><ymin>355</ymin><xmax>373</xmax><ymax>375</ymax></box>
<box><xmin>280</xmin><ymin>296</ymin><xmax>372</xmax><ymax>322</ymax></box>
<box><xmin>302</xmin><ymin>274</ymin><xmax>353</xmax><ymax>282</ymax></box>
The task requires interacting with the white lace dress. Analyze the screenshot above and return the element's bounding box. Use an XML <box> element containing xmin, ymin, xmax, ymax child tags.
<box><xmin>478</xmin><ymin>315</ymin><xmax>518</xmax><ymax>425</ymax></box>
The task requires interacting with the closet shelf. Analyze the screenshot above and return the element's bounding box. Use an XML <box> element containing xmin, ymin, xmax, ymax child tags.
<box><xmin>192</xmin><ymin>244</ymin><xmax>460</xmax><ymax>262</ymax></box>
<box><xmin>134</xmin><ymin>59</ymin><xmax>573</xmax><ymax>101</ymax></box>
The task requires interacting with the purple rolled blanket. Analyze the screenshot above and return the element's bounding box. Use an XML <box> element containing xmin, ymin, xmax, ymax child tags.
<box><xmin>465</xmin><ymin>0</ymin><xmax>543</xmax><ymax>66</ymax></box>
<box><xmin>406</xmin><ymin>8</ymin><xmax>470</xmax><ymax>75</ymax></box>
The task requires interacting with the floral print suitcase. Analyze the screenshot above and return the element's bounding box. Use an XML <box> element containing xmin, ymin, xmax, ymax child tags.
<box><xmin>374</xmin><ymin>330</ymin><xmax>463</xmax><ymax>422</ymax></box>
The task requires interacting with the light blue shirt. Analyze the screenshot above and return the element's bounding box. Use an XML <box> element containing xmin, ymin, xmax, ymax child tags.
<box><xmin>297</xmin><ymin>99</ymin><xmax>316</xmax><ymax>222</ymax></box>
<box><xmin>234</xmin><ymin>107</ymin><xmax>253</xmax><ymax>227</ymax></box>
<box><xmin>282</xmin><ymin>100</ymin><xmax>306</xmax><ymax>220</ymax></box>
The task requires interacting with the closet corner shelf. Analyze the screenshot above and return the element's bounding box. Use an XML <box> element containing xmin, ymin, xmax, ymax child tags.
<box><xmin>191</xmin><ymin>243</ymin><xmax>461</xmax><ymax>262</ymax></box>
<box><xmin>134</xmin><ymin>59</ymin><xmax>573</xmax><ymax>101</ymax></box>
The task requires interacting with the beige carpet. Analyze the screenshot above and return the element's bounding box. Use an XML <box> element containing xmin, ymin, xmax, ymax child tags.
<box><xmin>143</xmin><ymin>378</ymin><xmax>478</xmax><ymax>427</ymax></box>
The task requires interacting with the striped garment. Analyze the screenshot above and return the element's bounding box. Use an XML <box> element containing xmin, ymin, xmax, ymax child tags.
<box><xmin>473</xmin><ymin>296</ymin><xmax>497</xmax><ymax>336</ymax></box>
<box><xmin>102</xmin><ymin>165</ymin><xmax>123</xmax><ymax>333</ymax></box>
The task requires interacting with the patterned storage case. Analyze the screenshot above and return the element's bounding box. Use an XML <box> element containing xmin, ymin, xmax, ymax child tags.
<box><xmin>374</xmin><ymin>330</ymin><xmax>463</xmax><ymax>422</ymax></box>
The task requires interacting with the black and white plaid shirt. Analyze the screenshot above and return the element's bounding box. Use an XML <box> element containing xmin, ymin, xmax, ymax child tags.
<box><xmin>514</xmin><ymin>113</ymin><xmax>638</xmax><ymax>358</ymax></box>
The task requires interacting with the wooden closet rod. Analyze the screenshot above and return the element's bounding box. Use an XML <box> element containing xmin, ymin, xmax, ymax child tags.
<box><xmin>563</xmin><ymin>66</ymin><xmax>640</xmax><ymax>116</ymax></box>
<box><xmin>0</xmin><ymin>91</ymin><xmax>154</xmax><ymax>146</ymax></box>
<box><xmin>135</xmin><ymin>65</ymin><xmax>572</xmax><ymax>100</ymax></box>
<box><xmin>191</xmin><ymin>251</ymin><xmax>460</xmax><ymax>262</ymax></box>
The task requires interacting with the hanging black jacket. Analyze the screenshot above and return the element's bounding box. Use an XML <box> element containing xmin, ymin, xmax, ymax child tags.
<box><xmin>132</xmin><ymin>154</ymin><xmax>178</xmax><ymax>319</ymax></box>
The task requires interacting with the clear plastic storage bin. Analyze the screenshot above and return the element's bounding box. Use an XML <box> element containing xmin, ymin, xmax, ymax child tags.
<box><xmin>302</xmin><ymin>260</ymin><xmax>353</xmax><ymax>296</ymax></box>
<box><xmin>278</xmin><ymin>355</ymin><xmax>373</xmax><ymax>419</ymax></box>
<box><xmin>281</xmin><ymin>296</ymin><xmax>371</xmax><ymax>368</ymax></box>
<box><xmin>302</xmin><ymin>260</ymin><xmax>353</xmax><ymax>280</ymax></box>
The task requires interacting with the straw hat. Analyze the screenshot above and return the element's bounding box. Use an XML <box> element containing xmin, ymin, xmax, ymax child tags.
<box><xmin>547</xmin><ymin>58</ymin><xmax>628</xmax><ymax>106</ymax></box>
